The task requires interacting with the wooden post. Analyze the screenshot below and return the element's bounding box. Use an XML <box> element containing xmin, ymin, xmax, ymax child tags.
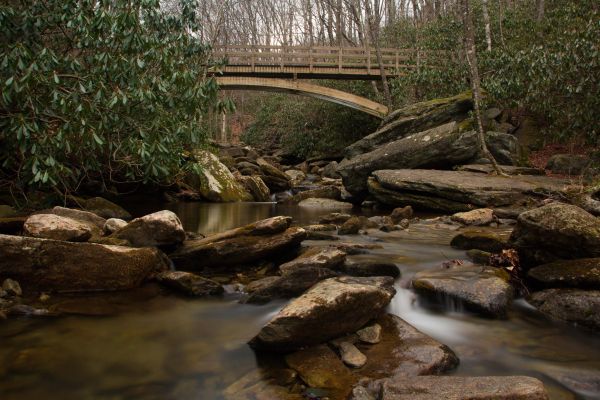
<box><xmin>281</xmin><ymin>46</ymin><xmax>285</xmax><ymax>71</ymax></box>
<box><xmin>395</xmin><ymin>50</ymin><xmax>399</xmax><ymax>72</ymax></box>
<box><xmin>338</xmin><ymin>47</ymin><xmax>343</xmax><ymax>72</ymax></box>
<box><xmin>309</xmin><ymin>47</ymin><xmax>313</xmax><ymax>72</ymax></box>
<box><xmin>367</xmin><ymin>48</ymin><xmax>371</xmax><ymax>74</ymax></box>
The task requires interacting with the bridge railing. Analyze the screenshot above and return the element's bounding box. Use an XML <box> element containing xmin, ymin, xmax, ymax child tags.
<box><xmin>211</xmin><ymin>45</ymin><xmax>449</xmax><ymax>74</ymax></box>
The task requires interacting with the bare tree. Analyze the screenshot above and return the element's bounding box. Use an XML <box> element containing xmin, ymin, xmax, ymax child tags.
<box><xmin>482</xmin><ymin>0</ymin><xmax>492</xmax><ymax>51</ymax></box>
<box><xmin>460</xmin><ymin>0</ymin><xmax>504</xmax><ymax>175</ymax></box>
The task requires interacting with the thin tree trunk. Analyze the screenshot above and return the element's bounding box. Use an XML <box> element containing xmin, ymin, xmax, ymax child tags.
<box><xmin>461</xmin><ymin>0</ymin><xmax>505</xmax><ymax>175</ymax></box>
<box><xmin>366</xmin><ymin>0</ymin><xmax>393</xmax><ymax>108</ymax></box>
<box><xmin>536</xmin><ymin>0</ymin><xmax>545</xmax><ymax>22</ymax></box>
<box><xmin>482</xmin><ymin>0</ymin><xmax>492</xmax><ymax>51</ymax></box>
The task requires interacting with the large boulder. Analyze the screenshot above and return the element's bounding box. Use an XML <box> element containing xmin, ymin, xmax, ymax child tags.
<box><xmin>412</xmin><ymin>265</ymin><xmax>514</xmax><ymax>318</ymax></box>
<box><xmin>529</xmin><ymin>289</ymin><xmax>600</xmax><ymax>333</ymax></box>
<box><xmin>186</xmin><ymin>150</ymin><xmax>252</xmax><ymax>202</ymax></box>
<box><xmin>170</xmin><ymin>217</ymin><xmax>306</xmax><ymax>271</ymax></box>
<box><xmin>0</xmin><ymin>234</ymin><xmax>169</xmax><ymax>292</ymax></box>
<box><xmin>113</xmin><ymin>210</ymin><xmax>186</xmax><ymax>247</ymax></box>
<box><xmin>298</xmin><ymin>198</ymin><xmax>353</xmax><ymax>209</ymax></box>
<box><xmin>374</xmin><ymin>376</ymin><xmax>548</xmax><ymax>400</ymax></box>
<box><xmin>528</xmin><ymin>258</ymin><xmax>600</xmax><ymax>289</ymax></box>
<box><xmin>510</xmin><ymin>203</ymin><xmax>600</xmax><ymax>266</ymax></box>
<box><xmin>23</xmin><ymin>214</ymin><xmax>93</xmax><ymax>242</ymax></box>
<box><xmin>345</xmin><ymin>92</ymin><xmax>472</xmax><ymax>158</ymax></box>
<box><xmin>256</xmin><ymin>157</ymin><xmax>292</xmax><ymax>192</ymax></box>
<box><xmin>48</xmin><ymin>206</ymin><xmax>106</xmax><ymax>233</ymax></box>
<box><xmin>546</xmin><ymin>154</ymin><xmax>590</xmax><ymax>175</ymax></box>
<box><xmin>367</xmin><ymin>169</ymin><xmax>568</xmax><ymax>213</ymax></box>
<box><xmin>239</xmin><ymin>175</ymin><xmax>271</xmax><ymax>202</ymax></box>
<box><xmin>339</xmin><ymin>123</ymin><xmax>480</xmax><ymax>197</ymax></box>
<box><xmin>249</xmin><ymin>277</ymin><xmax>396</xmax><ymax>351</ymax></box>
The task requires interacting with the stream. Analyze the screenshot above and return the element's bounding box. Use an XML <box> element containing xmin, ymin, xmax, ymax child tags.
<box><xmin>1</xmin><ymin>202</ymin><xmax>599</xmax><ymax>400</ymax></box>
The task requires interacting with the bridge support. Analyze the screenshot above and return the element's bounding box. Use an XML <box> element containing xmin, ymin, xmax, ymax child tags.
<box><xmin>215</xmin><ymin>77</ymin><xmax>389</xmax><ymax>118</ymax></box>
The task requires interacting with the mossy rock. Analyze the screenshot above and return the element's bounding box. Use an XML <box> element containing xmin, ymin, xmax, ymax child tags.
<box><xmin>187</xmin><ymin>150</ymin><xmax>252</xmax><ymax>202</ymax></box>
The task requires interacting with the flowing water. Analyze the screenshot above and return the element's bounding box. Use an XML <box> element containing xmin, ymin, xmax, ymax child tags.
<box><xmin>1</xmin><ymin>202</ymin><xmax>599</xmax><ymax>399</ymax></box>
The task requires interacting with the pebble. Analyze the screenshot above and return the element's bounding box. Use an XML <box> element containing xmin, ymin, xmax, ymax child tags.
<box><xmin>2</xmin><ymin>278</ymin><xmax>22</xmax><ymax>297</ymax></box>
<box><xmin>339</xmin><ymin>341</ymin><xmax>367</xmax><ymax>368</ymax></box>
<box><xmin>357</xmin><ymin>323</ymin><xmax>382</xmax><ymax>344</ymax></box>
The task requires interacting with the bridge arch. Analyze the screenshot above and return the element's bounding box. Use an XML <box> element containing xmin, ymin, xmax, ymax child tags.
<box><xmin>215</xmin><ymin>77</ymin><xmax>389</xmax><ymax>118</ymax></box>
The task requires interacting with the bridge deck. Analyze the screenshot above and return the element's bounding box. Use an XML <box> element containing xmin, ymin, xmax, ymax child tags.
<box><xmin>211</xmin><ymin>45</ymin><xmax>446</xmax><ymax>80</ymax></box>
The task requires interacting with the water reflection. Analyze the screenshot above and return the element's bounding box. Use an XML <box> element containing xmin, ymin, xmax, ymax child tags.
<box><xmin>0</xmin><ymin>202</ymin><xmax>598</xmax><ymax>400</ymax></box>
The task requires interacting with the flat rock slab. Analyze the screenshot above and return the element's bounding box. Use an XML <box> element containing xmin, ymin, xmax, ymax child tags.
<box><xmin>412</xmin><ymin>265</ymin><xmax>514</xmax><ymax>317</ymax></box>
<box><xmin>376</xmin><ymin>376</ymin><xmax>548</xmax><ymax>400</ymax></box>
<box><xmin>368</xmin><ymin>169</ymin><xmax>569</xmax><ymax>212</ymax></box>
<box><xmin>0</xmin><ymin>234</ymin><xmax>169</xmax><ymax>292</ymax></box>
<box><xmin>528</xmin><ymin>258</ymin><xmax>600</xmax><ymax>289</ymax></box>
<box><xmin>249</xmin><ymin>277</ymin><xmax>395</xmax><ymax>352</ymax></box>
<box><xmin>529</xmin><ymin>289</ymin><xmax>600</xmax><ymax>333</ymax></box>
<box><xmin>170</xmin><ymin>227</ymin><xmax>306</xmax><ymax>271</ymax></box>
<box><xmin>279</xmin><ymin>248</ymin><xmax>346</xmax><ymax>275</ymax></box>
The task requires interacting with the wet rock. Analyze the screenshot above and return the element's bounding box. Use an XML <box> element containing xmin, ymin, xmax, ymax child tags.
<box><xmin>253</xmin><ymin>216</ymin><xmax>293</xmax><ymax>234</ymax></box>
<box><xmin>529</xmin><ymin>289</ymin><xmax>600</xmax><ymax>333</ymax></box>
<box><xmin>412</xmin><ymin>265</ymin><xmax>514</xmax><ymax>317</ymax></box>
<box><xmin>113</xmin><ymin>210</ymin><xmax>185</xmax><ymax>247</ymax></box>
<box><xmin>187</xmin><ymin>150</ymin><xmax>252</xmax><ymax>202</ymax></box>
<box><xmin>357</xmin><ymin>323</ymin><xmax>381</xmax><ymax>344</ymax></box>
<box><xmin>457</xmin><ymin>163</ymin><xmax>545</xmax><ymax>176</ymax></box>
<box><xmin>367</xmin><ymin>169</ymin><xmax>568</xmax><ymax>213</ymax></box>
<box><xmin>466</xmin><ymin>249</ymin><xmax>492</xmax><ymax>264</ymax></box>
<box><xmin>546</xmin><ymin>154</ymin><xmax>590</xmax><ymax>175</ymax></box>
<box><xmin>222</xmin><ymin>369</ymin><xmax>303</xmax><ymax>400</ymax></box>
<box><xmin>239</xmin><ymin>175</ymin><xmax>271</xmax><ymax>202</ymax></box>
<box><xmin>390</xmin><ymin>206</ymin><xmax>413</xmax><ymax>223</ymax></box>
<box><xmin>451</xmin><ymin>208</ymin><xmax>494</xmax><ymax>226</ymax></box>
<box><xmin>103</xmin><ymin>218</ymin><xmax>127</xmax><ymax>235</ymax></box>
<box><xmin>450</xmin><ymin>230</ymin><xmax>508</xmax><ymax>253</ymax></box>
<box><xmin>542</xmin><ymin>366</ymin><xmax>600</xmax><ymax>399</ymax></box>
<box><xmin>339</xmin><ymin>342</ymin><xmax>367</xmax><ymax>368</ymax></box>
<box><xmin>377</xmin><ymin>376</ymin><xmax>548</xmax><ymax>400</ymax></box>
<box><xmin>279</xmin><ymin>248</ymin><xmax>346</xmax><ymax>275</ymax></box>
<box><xmin>320</xmin><ymin>212</ymin><xmax>353</xmax><ymax>225</ymax></box>
<box><xmin>303</xmin><ymin>224</ymin><xmax>337</xmax><ymax>232</ymax></box>
<box><xmin>280</xmin><ymin>186</ymin><xmax>341</xmax><ymax>205</ymax></box>
<box><xmin>244</xmin><ymin>267</ymin><xmax>339</xmax><ymax>304</ymax></box>
<box><xmin>298</xmin><ymin>198</ymin><xmax>353</xmax><ymax>209</ymax></box>
<box><xmin>8</xmin><ymin>304</ymin><xmax>52</xmax><ymax>317</ymax></box>
<box><xmin>0</xmin><ymin>234</ymin><xmax>169</xmax><ymax>292</ymax></box>
<box><xmin>342</xmin><ymin>262</ymin><xmax>400</xmax><ymax>278</ymax></box>
<box><xmin>339</xmin><ymin>216</ymin><xmax>378</xmax><ymax>235</ymax></box>
<box><xmin>2</xmin><ymin>278</ymin><xmax>22</xmax><ymax>297</ymax></box>
<box><xmin>155</xmin><ymin>271</ymin><xmax>223</xmax><ymax>297</ymax></box>
<box><xmin>511</xmin><ymin>203</ymin><xmax>600</xmax><ymax>266</ymax></box>
<box><xmin>345</xmin><ymin>92</ymin><xmax>473</xmax><ymax>158</ymax></box>
<box><xmin>170</xmin><ymin>221</ymin><xmax>306</xmax><ymax>271</ymax></box>
<box><xmin>330</xmin><ymin>242</ymin><xmax>384</xmax><ymax>255</ymax></box>
<box><xmin>286</xmin><ymin>344</ymin><xmax>356</xmax><ymax>399</ymax></box>
<box><xmin>256</xmin><ymin>157</ymin><xmax>292</xmax><ymax>192</ymax></box>
<box><xmin>249</xmin><ymin>277</ymin><xmax>395</xmax><ymax>351</ymax></box>
<box><xmin>285</xmin><ymin>169</ymin><xmax>306</xmax><ymax>186</ymax></box>
<box><xmin>80</xmin><ymin>197</ymin><xmax>131</xmax><ymax>220</ymax></box>
<box><xmin>528</xmin><ymin>258</ymin><xmax>600</xmax><ymax>289</ymax></box>
<box><xmin>24</xmin><ymin>214</ymin><xmax>93</xmax><ymax>242</ymax></box>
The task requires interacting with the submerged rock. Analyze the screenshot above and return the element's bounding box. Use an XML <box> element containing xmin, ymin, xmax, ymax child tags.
<box><xmin>338</xmin><ymin>216</ymin><xmax>378</xmax><ymax>234</ymax></box>
<box><xmin>412</xmin><ymin>265</ymin><xmax>514</xmax><ymax>317</ymax></box>
<box><xmin>155</xmin><ymin>271</ymin><xmax>223</xmax><ymax>297</ymax></box>
<box><xmin>249</xmin><ymin>277</ymin><xmax>395</xmax><ymax>351</ymax></box>
<box><xmin>342</xmin><ymin>262</ymin><xmax>400</xmax><ymax>278</ymax></box>
<box><xmin>510</xmin><ymin>203</ymin><xmax>600</xmax><ymax>266</ymax></box>
<box><xmin>24</xmin><ymin>214</ymin><xmax>93</xmax><ymax>242</ymax></box>
<box><xmin>390</xmin><ymin>206</ymin><xmax>413</xmax><ymax>223</ymax></box>
<box><xmin>529</xmin><ymin>289</ymin><xmax>600</xmax><ymax>333</ymax></box>
<box><xmin>113</xmin><ymin>210</ymin><xmax>186</xmax><ymax>247</ymax></box>
<box><xmin>375</xmin><ymin>376</ymin><xmax>548</xmax><ymax>400</ymax></box>
<box><xmin>319</xmin><ymin>212</ymin><xmax>353</xmax><ymax>225</ymax></box>
<box><xmin>367</xmin><ymin>169</ymin><xmax>568</xmax><ymax>213</ymax></box>
<box><xmin>0</xmin><ymin>234</ymin><xmax>169</xmax><ymax>292</ymax></box>
<box><xmin>528</xmin><ymin>258</ymin><xmax>600</xmax><ymax>289</ymax></box>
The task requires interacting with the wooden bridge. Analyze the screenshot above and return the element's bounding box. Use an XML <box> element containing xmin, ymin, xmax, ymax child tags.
<box><xmin>211</xmin><ymin>45</ymin><xmax>445</xmax><ymax>118</ymax></box>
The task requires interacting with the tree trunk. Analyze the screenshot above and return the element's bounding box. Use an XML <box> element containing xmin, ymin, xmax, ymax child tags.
<box><xmin>366</xmin><ymin>0</ymin><xmax>393</xmax><ymax>108</ymax></box>
<box><xmin>482</xmin><ymin>0</ymin><xmax>492</xmax><ymax>51</ymax></box>
<box><xmin>461</xmin><ymin>0</ymin><xmax>505</xmax><ymax>175</ymax></box>
<box><xmin>536</xmin><ymin>0</ymin><xmax>545</xmax><ymax>22</ymax></box>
